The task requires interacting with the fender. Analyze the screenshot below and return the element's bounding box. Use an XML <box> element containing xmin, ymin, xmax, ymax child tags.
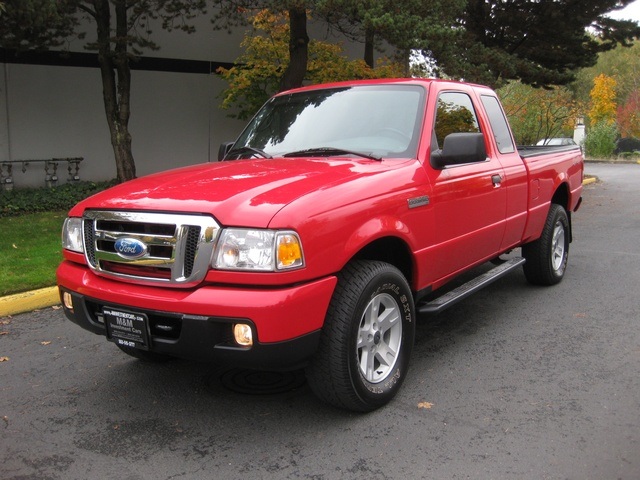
<box><xmin>343</xmin><ymin>216</ymin><xmax>414</xmax><ymax>257</ymax></box>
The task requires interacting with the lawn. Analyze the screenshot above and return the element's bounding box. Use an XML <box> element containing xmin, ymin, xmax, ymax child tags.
<box><xmin>0</xmin><ymin>211</ymin><xmax>66</xmax><ymax>296</ymax></box>
<box><xmin>0</xmin><ymin>180</ymin><xmax>115</xmax><ymax>297</ymax></box>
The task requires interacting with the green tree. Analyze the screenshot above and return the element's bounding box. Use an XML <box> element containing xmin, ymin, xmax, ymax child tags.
<box><xmin>573</xmin><ymin>42</ymin><xmax>639</xmax><ymax>138</ymax></box>
<box><xmin>315</xmin><ymin>0</ymin><xmax>465</xmax><ymax>71</ymax></box>
<box><xmin>584</xmin><ymin>121</ymin><xmax>619</xmax><ymax>158</ymax></box>
<box><xmin>217</xmin><ymin>9</ymin><xmax>403</xmax><ymax>120</ymax></box>
<box><xmin>217</xmin><ymin>0</ymin><xmax>639</xmax><ymax>98</ymax></box>
<box><xmin>213</xmin><ymin>0</ymin><xmax>464</xmax><ymax>91</ymax></box>
<box><xmin>430</xmin><ymin>0</ymin><xmax>640</xmax><ymax>88</ymax></box>
<box><xmin>1</xmin><ymin>0</ymin><xmax>207</xmax><ymax>183</ymax></box>
<box><xmin>573</xmin><ymin>43</ymin><xmax>640</xmax><ymax>102</ymax></box>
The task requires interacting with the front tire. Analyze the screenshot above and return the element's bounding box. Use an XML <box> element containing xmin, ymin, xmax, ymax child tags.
<box><xmin>522</xmin><ymin>203</ymin><xmax>570</xmax><ymax>286</ymax></box>
<box><xmin>306</xmin><ymin>260</ymin><xmax>415</xmax><ymax>412</ymax></box>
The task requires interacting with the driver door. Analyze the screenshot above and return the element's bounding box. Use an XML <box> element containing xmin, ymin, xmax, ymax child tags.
<box><xmin>426</xmin><ymin>90</ymin><xmax>507</xmax><ymax>281</ymax></box>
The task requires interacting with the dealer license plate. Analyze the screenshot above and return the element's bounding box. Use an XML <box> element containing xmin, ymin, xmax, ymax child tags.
<box><xmin>103</xmin><ymin>307</ymin><xmax>150</xmax><ymax>350</ymax></box>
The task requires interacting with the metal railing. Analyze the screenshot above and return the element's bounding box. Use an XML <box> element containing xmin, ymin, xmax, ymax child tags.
<box><xmin>0</xmin><ymin>157</ymin><xmax>83</xmax><ymax>190</ymax></box>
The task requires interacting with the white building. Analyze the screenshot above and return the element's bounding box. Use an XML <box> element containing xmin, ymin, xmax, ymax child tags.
<box><xmin>0</xmin><ymin>14</ymin><xmax>368</xmax><ymax>189</ymax></box>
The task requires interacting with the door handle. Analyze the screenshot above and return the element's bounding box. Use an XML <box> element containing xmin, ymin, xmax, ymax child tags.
<box><xmin>492</xmin><ymin>174</ymin><xmax>503</xmax><ymax>187</ymax></box>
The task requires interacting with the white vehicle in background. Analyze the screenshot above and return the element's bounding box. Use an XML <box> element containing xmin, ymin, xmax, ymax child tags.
<box><xmin>537</xmin><ymin>137</ymin><xmax>578</xmax><ymax>146</ymax></box>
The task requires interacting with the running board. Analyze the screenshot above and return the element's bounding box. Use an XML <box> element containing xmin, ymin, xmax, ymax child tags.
<box><xmin>418</xmin><ymin>257</ymin><xmax>526</xmax><ymax>315</ymax></box>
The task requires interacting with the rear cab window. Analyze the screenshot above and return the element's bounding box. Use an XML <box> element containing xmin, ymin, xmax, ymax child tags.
<box><xmin>480</xmin><ymin>95</ymin><xmax>516</xmax><ymax>154</ymax></box>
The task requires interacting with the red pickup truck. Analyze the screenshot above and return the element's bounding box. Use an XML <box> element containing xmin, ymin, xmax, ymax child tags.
<box><xmin>57</xmin><ymin>79</ymin><xmax>583</xmax><ymax>411</ymax></box>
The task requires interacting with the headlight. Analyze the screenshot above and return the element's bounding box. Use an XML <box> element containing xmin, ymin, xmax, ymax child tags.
<box><xmin>62</xmin><ymin>217</ymin><xmax>84</xmax><ymax>253</ymax></box>
<box><xmin>213</xmin><ymin>229</ymin><xmax>304</xmax><ymax>271</ymax></box>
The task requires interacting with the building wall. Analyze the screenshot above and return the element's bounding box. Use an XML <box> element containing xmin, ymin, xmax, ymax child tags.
<box><xmin>2</xmin><ymin>63</ymin><xmax>118</xmax><ymax>184</ymax></box>
<box><xmin>0</xmin><ymin>14</ymin><xmax>371</xmax><ymax>189</ymax></box>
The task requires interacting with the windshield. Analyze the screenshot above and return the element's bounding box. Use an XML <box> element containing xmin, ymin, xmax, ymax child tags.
<box><xmin>232</xmin><ymin>85</ymin><xmax>426</xmax><ymax>159</ymax></box>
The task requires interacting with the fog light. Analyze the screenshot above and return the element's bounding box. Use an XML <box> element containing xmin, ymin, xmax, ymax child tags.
<box><xmin>233</xmin><ymin>323</ymin><xmax>253</xmax><ymax>347</ymax></box>
<box><xmin>62</xmin><ymin>291</ymin><xmax>74</xmax><ymax>311</ymax></box>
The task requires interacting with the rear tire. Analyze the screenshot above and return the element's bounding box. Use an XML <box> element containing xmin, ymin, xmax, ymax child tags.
<box><xmin>306</xmin><ymin>260</ymin><xmax>415</xmax><ymax>412</ymax></box>
<box><xmin>522</xmin><ymin>204</ymin><xmax>569</xmax><ymax>286</ymax></box>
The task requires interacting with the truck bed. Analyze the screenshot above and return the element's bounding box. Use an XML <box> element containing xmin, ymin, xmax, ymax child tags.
<box><xmin>518</xmin><ymin>144</ymin><xmax>582</xmax><ymax>159</ymax></box>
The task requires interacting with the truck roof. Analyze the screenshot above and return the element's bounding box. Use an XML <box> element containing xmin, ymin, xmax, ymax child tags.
<box><xmin>276</xmin><ymin>77</ymin><xmax>491</xmax><ymax>96</ymax></box>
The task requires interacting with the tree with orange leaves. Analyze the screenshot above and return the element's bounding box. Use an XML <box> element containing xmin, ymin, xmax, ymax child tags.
<box><xmin>217</xmin><ymin>10</ymin><xmax>404</xmax><ymax>120</ymax></box>
<box><xmin>589</xmin><ymin>74</ymin><xmax>617</xmax><ymax>125</ymax></box>
<box><xmin>617</xmin><ymin>89</ymin><xmax>640</xmax><ymax>138</ymax></box>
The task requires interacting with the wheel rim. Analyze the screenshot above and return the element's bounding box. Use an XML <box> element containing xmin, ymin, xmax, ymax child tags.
<box><xmin>356</xmin><ymin>293</ymin><xmax>403</xmax><ymax>384</ymax></box>
<box><xmin>551</xmin><ymin>220</ymin><xmax>566</xmax><ymax>272</ymax></box>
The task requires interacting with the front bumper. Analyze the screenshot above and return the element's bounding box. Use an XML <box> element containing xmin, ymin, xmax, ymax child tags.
<box><xmin>57</xmin><ymin>260</ymin><xmax>337</xmax><ymax>369</ymax></box>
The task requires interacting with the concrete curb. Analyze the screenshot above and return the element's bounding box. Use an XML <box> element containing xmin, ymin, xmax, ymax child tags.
<box><xmin>584</xmin><ymin>159</ymin><xmax>640</xmax><ymax>165</ymax></box>
<box><xmin>0</xmin><ymin>286</ymin><xmax>60</xmax><ymax>317</ymax></box>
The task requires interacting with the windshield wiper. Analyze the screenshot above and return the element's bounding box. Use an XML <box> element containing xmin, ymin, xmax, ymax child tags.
<box><xmin>282</xmin><ymin>147</ymin><xmax>381</xmax><ymax>161</ymax></box>
<box><xmin>224</xmin><ymin>146</ymin><xmax>272</xmax><ymax>160</ymax></box>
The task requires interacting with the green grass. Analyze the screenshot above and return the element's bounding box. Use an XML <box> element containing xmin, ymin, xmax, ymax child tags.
<box><xmin>0</xmin><ymin>211</ymin><xmax>66</xmax><ymax>296</ymax></box>
<box><xmin>0</xmin><ymin>180</ymin><xmax>115</xmax><ymax>296</ymax></box>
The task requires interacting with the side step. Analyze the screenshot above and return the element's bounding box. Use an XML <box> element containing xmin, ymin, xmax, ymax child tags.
<box><xmin>417</xmin><ymin>257</ymin><xmax>526</xmax><ymax>315</ymax></box>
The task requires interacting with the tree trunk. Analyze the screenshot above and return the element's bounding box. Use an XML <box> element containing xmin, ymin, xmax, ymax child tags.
<box><xmin>279</xmin><ymin>7</ymin><xmax>309</xmax><ymax>92</ymax></box>
<box><xmin>364</xmin><ymin>28</ymin><xmax>374</xmax><ymax>69</ymax></box>
<box><xmin>93</xmin><ymin>0</ymin><xmax>136</xmax><ymax>183</ymax></box>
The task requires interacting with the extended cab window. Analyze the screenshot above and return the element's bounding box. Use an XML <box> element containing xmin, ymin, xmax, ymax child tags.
<box><xmin>480</xmin><ymin>95</ymin><xmax>515</xmax><ymax>154</ymax></box>
<box><xmin>434</xmin><ymin>92</ymin><xmax>480</xmax><ymax>148</ymax></box>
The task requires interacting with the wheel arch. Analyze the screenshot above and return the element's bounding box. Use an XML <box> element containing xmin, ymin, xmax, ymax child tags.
<box><xmin>351</xmin><ymin>236</ymin><xmax>414</xmax><ymax>291</ymax></box>
<box><xmin>551</xmin><ymin>182</ymin><xmax>573</xmax><ymax>242</ymax></box>
<box><xmin>551</xmin><ymin>182</ymin><xmax>570</xmax><ymax>211</ymax></box>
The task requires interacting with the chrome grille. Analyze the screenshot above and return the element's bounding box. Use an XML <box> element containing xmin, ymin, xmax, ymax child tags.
<box><xmin>83</xmin><ymin>211</ymin><xmax>220</xmax><ymax>287</ymax></box>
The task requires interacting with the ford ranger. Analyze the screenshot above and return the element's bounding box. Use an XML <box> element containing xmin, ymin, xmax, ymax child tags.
<box><xmin>57</xmin><ymin>79</ymin><xmax>584</xmax><ymax>411</ymax></box>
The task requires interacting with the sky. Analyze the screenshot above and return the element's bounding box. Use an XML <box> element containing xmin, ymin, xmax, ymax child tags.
<box><xmin>606</xmin><ymin>0</ymin><xmax>640</xmax><ymax>22</ymax></box>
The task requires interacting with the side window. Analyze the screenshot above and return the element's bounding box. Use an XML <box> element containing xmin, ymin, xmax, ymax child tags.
<box><xmin>480</xmin><ymin>95</ymin><xmax>515</xmax><ymax>154</ymax></box>
<box><xmin>434</xmin><ymin>92</ymin><xmax>480</xmax><ymax>148</ymax></box>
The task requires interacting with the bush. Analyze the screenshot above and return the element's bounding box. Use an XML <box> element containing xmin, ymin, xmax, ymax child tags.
<box><xmin>0</xmin><ymin>180</ymin><xmax>116</xmax><ymax>217</ymax></box>
<box><xmin>584</xmin><ymin>121</ymin><xmax>619</xmax><ymax>158</ymax></box>
<box><xmin>615</xmin><ymin>137</ymin><xmax>640</xmax><ymax>154</ymax></box>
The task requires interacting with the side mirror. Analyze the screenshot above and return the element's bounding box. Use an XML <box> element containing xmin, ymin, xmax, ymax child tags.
<box><xmin>430</xmin><ymin>132</ymin><xmax>487</xmax><ymax>169</ymax></box>
<box><xmin>217</xmin><ymin>142</ymin><xmax>235</xmax><ymax>161</ymax></box>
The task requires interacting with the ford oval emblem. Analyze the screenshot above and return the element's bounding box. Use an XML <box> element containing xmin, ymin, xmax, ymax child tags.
<box><xmin>114</xmin><ymin>237</ymin><xmax>148</xmax><ymax>259</ymax></box>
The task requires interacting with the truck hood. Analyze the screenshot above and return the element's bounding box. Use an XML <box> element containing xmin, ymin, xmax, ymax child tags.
<box><xmin>72</xmin><ymin>157</ymin><xmax>401</xmax><ymax>227</ymax></box>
